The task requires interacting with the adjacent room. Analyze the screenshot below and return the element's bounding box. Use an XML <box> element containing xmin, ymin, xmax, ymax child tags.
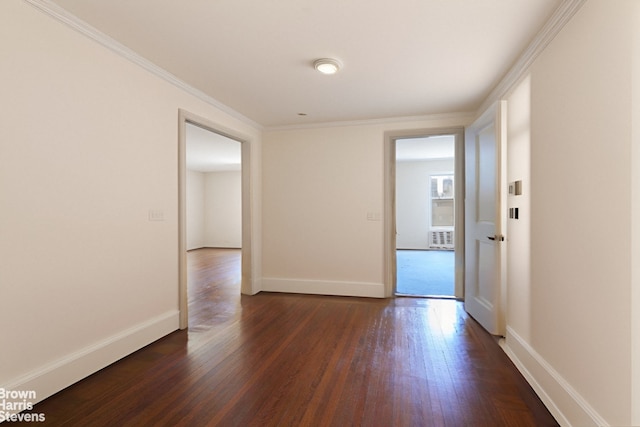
<box><xmin>396</xmin><ymin>135</ymin><xmax>456</xmax><ymax>297</ymax></box>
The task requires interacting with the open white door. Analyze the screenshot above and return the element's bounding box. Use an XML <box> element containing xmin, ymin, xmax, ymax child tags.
<box><xmin>464</xmin><ymin>101</ymin><xmax>507</xmax><ymax>336</ymax></box>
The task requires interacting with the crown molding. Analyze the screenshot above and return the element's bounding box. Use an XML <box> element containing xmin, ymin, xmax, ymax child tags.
<box><xmin>264</xmin><ymin>112</ymin><xmax>477</xmax><ymax>132</ymax></box>
<box><xmin>24</xmin><ymin>0</ymin><xmax>263</xmax><ymax>131</ymax></box>
<box><xmin>476</xmin><ymin>0</ymin><xmax>587</xmax><ymax>115</ymax></box>
<box><xmin>25</xmin><ymin>0</ymin><xmax>585</xmax><ymax>132</ymax></box>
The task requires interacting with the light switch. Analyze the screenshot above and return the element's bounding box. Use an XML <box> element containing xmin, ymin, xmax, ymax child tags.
<box><xmin>514</xmin><ymin>180</ymin><xmax>523</xmax><ymax>195</ymax></box>
<box><xmin>367</xmin><ymin>212</ymin><xmax>381</xmax><ymax>221</ymax></box>
<box><xmin>148</xmin><ymin>209</ymin><xmax>165</xmax><ymax>221</ymax></box>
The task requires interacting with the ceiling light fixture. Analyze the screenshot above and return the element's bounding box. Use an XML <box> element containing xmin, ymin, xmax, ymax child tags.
<box><xmin>313</xmin><ymin>58</ymin><xmax>342</xmax><ymax>75</ymax></box>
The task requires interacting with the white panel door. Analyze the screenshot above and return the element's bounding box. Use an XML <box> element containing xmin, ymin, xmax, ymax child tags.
<box><xmin>464</xmin><ymin>101</ymin><xmax>507</xmax><ymax>336</ymax></box>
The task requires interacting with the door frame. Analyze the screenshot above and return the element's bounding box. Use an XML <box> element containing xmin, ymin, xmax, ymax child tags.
<box><xmin>384</xmin><ymin>127</ymin><xmax>465</xmax><ymax>298</ymax></box>
<box><xmin>178</xmin><ymin>109</ymin><xmax>256</xmax><ymax>329</ymax></box>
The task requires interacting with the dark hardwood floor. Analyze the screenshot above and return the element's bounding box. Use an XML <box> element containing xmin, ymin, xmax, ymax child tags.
<box><xmin>19</xmin><ymin>248</ymin><xmax>558</xmax><ymax>426</ymax></box>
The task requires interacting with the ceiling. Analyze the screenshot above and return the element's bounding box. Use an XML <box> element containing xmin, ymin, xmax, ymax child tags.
<box><xmin>49</xmin><ymin>0</ymin><xmax>562</xmax><ymax>128</ymax></box>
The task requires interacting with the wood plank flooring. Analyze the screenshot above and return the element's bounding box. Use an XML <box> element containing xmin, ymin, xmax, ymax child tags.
<box><xmin>19</xmin><ymin>248</ymin><xmax>558</xmax><ymax>426</ymax></box>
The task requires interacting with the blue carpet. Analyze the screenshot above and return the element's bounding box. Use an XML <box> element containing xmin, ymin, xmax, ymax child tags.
<box><xmin>396</xmin><ymin>250</ymin><xmax>454</xmax><ymax>296</ymax></box>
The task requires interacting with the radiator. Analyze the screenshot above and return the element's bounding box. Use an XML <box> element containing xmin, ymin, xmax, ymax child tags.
<box><xmin>429</xmin><ymin>230</ymin><xmax>454</xmax><ymax>249</ymax></box>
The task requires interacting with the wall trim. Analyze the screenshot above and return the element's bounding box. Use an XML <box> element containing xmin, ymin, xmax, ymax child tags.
<box><xmin>500</xmin><ymin>327</ymin><xmax>608</xmax><ymax>427</ymax></box>
<box><xmin>477</xmin><ymin>0</ymin><xmax>587</xmax><ymax>114</ymax></box>
<box><xmin>2</xmin><ymin>310</ymin><xmax>179</xmax><ymax>406</ymax></box>
<box><xmin>264</xmin><ymin>112</ymin><xmax>476</xmax><ymax>132</ymax></box>
<box><xmin>187</xmin><ymin>246</ymin><xmax>242</xmax><ymax>251</ymax></box>
<box><xmin>24</xmin><ymin>0</ymin><xmax>262</xmax><ymax>131</ymax></box>
<box><xmin>262</xmin><ymin>278</ymin><xmax>385</xmax><ymax>298</ymax></box>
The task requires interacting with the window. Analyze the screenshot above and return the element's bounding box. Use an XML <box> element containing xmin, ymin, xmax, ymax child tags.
<box><xmin>430</xmin><ymin>175</ymin><xmax>454</xmax><ymax>227</ymax></box>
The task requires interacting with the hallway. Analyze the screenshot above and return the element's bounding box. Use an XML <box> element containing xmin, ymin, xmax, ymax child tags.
<box><xmin>22</xmin><ymin>248</ymin><xmax>557</xmax><ymax>426</ymax></box>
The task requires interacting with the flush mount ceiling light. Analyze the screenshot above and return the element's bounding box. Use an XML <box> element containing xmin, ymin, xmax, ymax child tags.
<box><xmin>313</xmin><ymin>58</ymin><xmax>342</xmax><ymax>75</ymax></box>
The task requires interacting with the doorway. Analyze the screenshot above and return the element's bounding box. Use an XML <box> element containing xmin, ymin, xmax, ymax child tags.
<box><xmin>383</xmin><ymin>128</ymin><xmax>464</xmax><ymax>299</ymax></box>
<box><xmin>178</xmin><ymin>110</ymin><xmax>254</xmax><ymax>329</ymax></box>
<box><xmin>396</xmin><ymin>136</ymin><xmax>456</xmax><ymax>297</ymax></box>
<box><xmin>185</xmin><ymin>123</ymin><xmax>242</xmax><ymax>251</ymax></box>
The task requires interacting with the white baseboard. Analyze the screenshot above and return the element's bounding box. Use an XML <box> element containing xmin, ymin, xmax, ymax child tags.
<box><xmin>501</xmin><ymin>327</ymin><xmax>608</xmax><ymax>427</ymax></box>
<box><xmin>261</xmin><ymin>278</ymin><xmax>385</xmax><ymax>298</ymax></box>
<box><xmin>3</xmin><ymin>310</ymin><xmax>179</xmax><ymax>405</ymax></box>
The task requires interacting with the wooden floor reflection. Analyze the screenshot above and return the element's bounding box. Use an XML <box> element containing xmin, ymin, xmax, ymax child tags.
<box><xmin>22</xmin><ymin>248</ymin><xmax>558</xmax><ymax>426</ymax></box>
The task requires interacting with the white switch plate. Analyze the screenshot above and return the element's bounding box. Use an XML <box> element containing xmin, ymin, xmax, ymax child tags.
<box><xmin>367</xmin><ymin>212</ymin><xmax>381</xmax><ymax>221</ymax></box>
<box><xmin>148</xmin><ymin>209</ymin><xmax>165</xmax><ymax>221</ymax></box>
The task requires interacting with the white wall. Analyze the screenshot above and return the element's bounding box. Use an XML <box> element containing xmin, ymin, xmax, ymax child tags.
<box><xmin>396</xmin><ymin>159</ymin><xmax>454</xmax><ymax>249</ymax></box>
<box><xmin>503</xmin><ymin>1</ymin><xmax>637</xmax><ymax>425</ymax></box>
<box><xmin>262</xmin><ymin>116</ymin><xmax>469</xmax><ymax>297</ymax></box>
<box><xmin>187</xmin><ymin>170</ymin><xmax>205</xmax><ymax>250</ymax></box>
<box><xmin>204</xmin><ymin>171</ymin><xmax>242</xmax><ymax>248</ymax></box>
<box><xmin>0</xmin><ymin>0</ymin><xmax>261</xmax><ymax>404</ymax></box>
<box><xmin>506</xmin><ymin>75</ymin><xmax>531</xmax><ymax>341</ymax></box>
<box><xmin>186</xmin><ymin>170</ymin><xmax>242</xmax><ymax>250</ymax></box>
